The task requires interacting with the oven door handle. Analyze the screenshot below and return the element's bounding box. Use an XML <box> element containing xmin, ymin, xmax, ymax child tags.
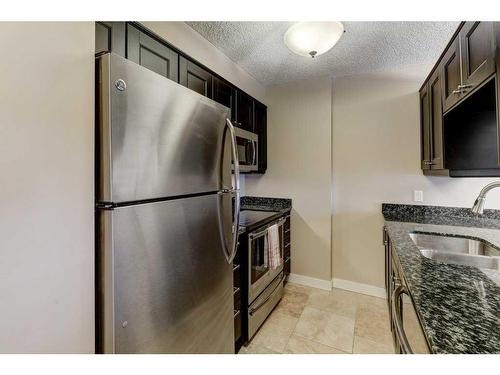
<box><xmin>249</xmin><ymin>274</ymin><xmax>284</xmax><ymax>316</ymax></box>
<box><xmin>391</xmin><ymin>285</ymin><xmax>413</xmax><ymax>354</ymax></box>
<box><xmin>249</xmin><ymin>217</ymin><xmax>286</xmax><ymax>240</ymax></box>
<box><xmin>249</xmin><ymin>227</ymin><xmax>268</xmax><ymax>240</ymax></box>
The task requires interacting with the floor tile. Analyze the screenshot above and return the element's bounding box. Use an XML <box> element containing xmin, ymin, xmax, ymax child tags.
<box><xmin>284</xmin><ymin>335</ymin><xmax>347</xmax><ymax>354</ymax></box>
<box><xmin>353</xmin><ymin>335</ymin><xmax>395</xmax><ymax>354</ymax></box>
<box><xmin>355</xmin><ymin>301</ymin><xmax>393</xmax><ymax>346</ymax></box>
<box><xmin>250</xmin><ymin>310</ymin><xmax>299</xmax><ymax>353</ymax></box>
<box><xmin>274</xmin><ymin>288</ymin><xmax>309</xmax><ymax>318</ymax></box>
<box><xmin>239</xmin><ymin>342</ymin><xmax>281</xmax><ymax>354</ymax></box>
<box><xmin>240</xmin><ymin>283</ymin><xmax>394</xmax><ymax>355</ymax></box>
<box><xmin>306</xmin><ymin>288</ymin><xmax>358</xmax><ymax>319</ymax></box>
<box><xmin>293</xmin><ymin>306</ymin><xmax>355</xmax><ymax>353</ymax></box>
<box><xmin>284</xmin><ymin>282</ymin><xmax>317</xmax><ymax>296</ymax></box>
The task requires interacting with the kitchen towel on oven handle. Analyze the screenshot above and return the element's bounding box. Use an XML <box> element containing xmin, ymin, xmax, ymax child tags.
<box><xmin>268</xmin><ymin>223</ymin><xmax>281</xmax><ymax>270</ymax></box>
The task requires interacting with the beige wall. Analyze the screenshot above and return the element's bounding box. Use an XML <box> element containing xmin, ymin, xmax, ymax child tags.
<box><xmin>0</xmin><ymin>22</ymin><xmax>95</xmax><ymax>353</ymax></box>
<box><xmin>142</xmin><ymin>22</ymin><xmax>267</xmax><ymax>104</ymax></box>
<box><xmin>245</xmin><ymin>78</ymin><xmax>333</xmax><ymax>281</ymax></box>
<box><xmin>332</xmin><ymin>66</ymin><xmax>500</xmax><ymax>289</ymax></box>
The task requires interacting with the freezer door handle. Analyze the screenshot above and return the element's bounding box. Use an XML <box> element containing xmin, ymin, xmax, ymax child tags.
<box><xmin>218</xmin><ymin>119</ymin><xmax>240</xmax><ymax>264</ymax></box>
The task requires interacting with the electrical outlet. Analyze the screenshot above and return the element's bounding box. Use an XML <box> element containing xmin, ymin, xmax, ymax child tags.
<box><xmin>413</xmin><ymin>190</ymin><xmax>424</xmax><ymax>203</ymax></box>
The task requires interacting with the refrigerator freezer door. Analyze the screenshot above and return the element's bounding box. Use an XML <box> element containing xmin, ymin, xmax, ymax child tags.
<box><xmin>97</xmin><ymin>194</ymin><xmax>234</xmax><ymax>353</ymax></box>
<box><xmin>96</xmin><ymin>53</ymin><xmax>232</xmax><ymax>204</ymax></box>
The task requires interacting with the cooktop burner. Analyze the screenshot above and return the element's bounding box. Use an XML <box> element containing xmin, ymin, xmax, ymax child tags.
<box><xmin>238</xmin><ymin>209</ymin><xmax>277</xmax><ymax>227</ymax></box>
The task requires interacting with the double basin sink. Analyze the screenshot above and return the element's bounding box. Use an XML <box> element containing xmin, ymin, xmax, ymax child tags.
<box><xmin>409</xmin><ymin>232</ymin><xmax>500</xmax><ymax>271</ymax></box>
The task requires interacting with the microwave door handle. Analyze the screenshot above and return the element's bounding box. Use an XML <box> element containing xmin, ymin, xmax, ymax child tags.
<box><xmin>252</xmin><ymin>140</ymin><xmax>257</xmax><ymax>166</ymax></box>
<box><xmin>225</xmin><ymin>118</ymin><xmax>240</xmax><ymax>264</ymax></box>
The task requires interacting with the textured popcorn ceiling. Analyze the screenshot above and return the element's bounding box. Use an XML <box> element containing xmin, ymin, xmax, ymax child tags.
<box><xmin>186</xmin><ymin>22</ymin><xmax>460</xmax><ymax>86</ymax></box>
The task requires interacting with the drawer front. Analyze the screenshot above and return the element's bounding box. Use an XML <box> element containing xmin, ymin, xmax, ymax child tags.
<box><xmin>284</xmin><ymin>257</ymin><xmax>291</xmax><ymax>276</ymax></box>
<box><xmin>247</xmin><ymin>273</ymin><xmax>284</xmax><ymax>339</ymax></box>
<box><xmin>233</xmin><ymin>286</ymin><xmax>241</xmax><ymax>311</ymax></box>
<box><xmin>284</xmin><ymin>230</ymin><xmax>291</xmax><ymax>245</ymax></box>
<box><xmin>233</xmin><ymin>263</ymin><xmax>241</xmax><ymax>289</ymax></box>
<box><xmin>234</xmin><ymin>309</ymin><xmax>242</xmax><ymax>343</ymax></box>
<box><xmin>284</xmin><ymin>243</ymin><xmax>291</xmax><ymax>259</ymax></box>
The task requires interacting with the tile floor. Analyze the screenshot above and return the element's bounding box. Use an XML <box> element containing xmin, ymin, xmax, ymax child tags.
<box><xmin>238</xmin><ymin>282</ymin><xmax>395</xmax><ymax>354</ymax></box>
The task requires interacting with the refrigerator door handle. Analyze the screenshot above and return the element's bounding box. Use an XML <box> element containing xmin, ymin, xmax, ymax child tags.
<box><xmin>225</xmin><ymin>118</ymin><xmax>240</xmax><ymax>264</ymax></box>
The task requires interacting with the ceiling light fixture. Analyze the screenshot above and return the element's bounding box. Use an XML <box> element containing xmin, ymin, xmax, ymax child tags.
<box><xmin>284</xmin><ymin>22</ymin><xmax>345</xmax><ymax>58</ymax></box>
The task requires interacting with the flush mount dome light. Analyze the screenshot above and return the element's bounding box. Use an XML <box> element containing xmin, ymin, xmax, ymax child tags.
<box><xmin>284</xmin><ymin>21</ymin><xmax>344</xmax><ymax>58</ymax></box>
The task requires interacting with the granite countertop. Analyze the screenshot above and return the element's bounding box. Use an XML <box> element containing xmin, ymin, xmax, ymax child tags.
<box><xmin>383</xmin><ymin>203</ymin><xmax>500</xmax><ymax>354</ymax></box>
<box><xmin>238</xmin><ymin>196</ymin><xmax>292</xmax><ymax>234</ymax></box>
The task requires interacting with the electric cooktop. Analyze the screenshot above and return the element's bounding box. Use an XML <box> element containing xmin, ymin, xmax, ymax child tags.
<box><xmin>238</xmin><ymin>209</ymin><xmax>277</xmax><ymax>227</ymax></box>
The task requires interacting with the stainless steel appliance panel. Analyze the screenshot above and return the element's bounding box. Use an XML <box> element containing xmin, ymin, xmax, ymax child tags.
<box><xmin>98</xmin><ymin>194</ymin><xmax>234</xmax><ymax>353</ymax></box>
<box><xmin>234</xmin><ymin>127</ymin><xmax>258</xmax><ymax>172</ymax></box>
<box><xmin>248</xmin><ymin>217</ymin><xmax>285</xmax><ymax>303</ymax></box>
<box><xmin>97</xmin><ymin>53</ymin><xmax>231</xmax><ymax>203</ymax></box>
<box><xmin>247</xmin><ymin>273</ymin><xmax>284</xmax><ymax>340</ymax></box>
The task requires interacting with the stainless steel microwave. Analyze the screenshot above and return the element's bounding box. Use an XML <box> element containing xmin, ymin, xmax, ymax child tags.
<box><xmin>234</xmin><ymin>127</ymin><xmax>258</xmax><ymax>172</ymax></box>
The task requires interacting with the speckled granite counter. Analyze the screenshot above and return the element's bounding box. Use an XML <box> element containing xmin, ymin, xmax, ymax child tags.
<box><xmin>241</xmin><ymin>196</ymin><xmax>292</xmax><ymax>213</ymax></box>
<box><xmin>238</xmin><ymin>196</ymin><xmax>292</xmax><ymax>234</ymax></box>
<box><xmin>383</xmin><ymin>203</ymin><xmax>500</xmax><ymax>354</ymax></box>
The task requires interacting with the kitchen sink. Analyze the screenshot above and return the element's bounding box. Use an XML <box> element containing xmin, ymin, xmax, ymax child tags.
<box><xmin>409</xmin><ymin>232</ymin><xmax>500</xmax><ymax>271</ymax></box>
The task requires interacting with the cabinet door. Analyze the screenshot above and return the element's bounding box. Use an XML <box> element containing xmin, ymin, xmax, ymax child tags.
<box><xmin>95</xmin><ymin>22</ymin><xmax>126</xmax><ymax>56</ymax></box>
<box><xmin>127</xmin><ymin>24</ymin><xmax>179</xmax><ymax>82</ymax></box>
<box><xmin>460</xmin><ymin>22</ymin><xmax>496</xmax><ymax>93</ymax></box>
<box><xmin>213</xmin><ymin>78</ymin><xmax>236</xmax><ymax>121</ymax></box>
<box><xmin>179</xmin><ymin>56</ymin><xmax>213</xmax><ymax>98</ymax></box>
<box><xmin>236</xmin><ymin>91</ymin><xmax>254</xmax><ymax>132</ymax></box>
<box><xmin>254</xmin><ymin>101</ymin><xmax>267</xmax><ymax>173</ymax></box>
<box><xmin>429</xmin><ymin>69</ymin><xmax>444</xmax><ymax>169</ymax></box>
<box><xmin>442</xmin><ymin>36</ymin><xmax>463</xmax><ymax>112</ymax></box>
<box><xmin>420</xmin><ymin>84</ymin><xmax>432</xmax><ymax>170</ymax></box>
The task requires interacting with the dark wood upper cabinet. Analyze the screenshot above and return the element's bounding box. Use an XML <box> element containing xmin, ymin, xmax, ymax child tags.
<box><xmin>429</xmin><ymin>68</ymin><xmax>444</xmax><ymax>170</ymax></box>
<box><xmin>95</xmin><ymin>22</ymin><xmax>126</xmax><ymax>57</ymax></box>
<box><xmin>179</xmin><ymin>56</ymin><xmax>213</xmax><ymax>98</ymax></box>
<box><xmin>254</xmin><ymin>101</ymin><xmax>267</xmax><ymax>173</ymax></box>
<box><xmin>442</xmin><ymin>22</ymin><xmax>496</xmax><ymax>112</ymax></box>
<box><xmin>236</xmin><ymin>91</ymin><xmax>255</xmax><ymax>132</ymax></box>
<box><xmin>419</xmin><ymin>21</ymin><xmax>500</xmax><ymax>176</ymax></box>
<box><xmin>420</xmin><ymin>84</ymin><xmax>432</xmax><ymax>170</ymax></box>
<box><xmin>95</xmin><ymin>21</ymin><xmax>268</xmax><ymax>174</ymax></box>
<box><xmin>213</xmin><ymin>77</ymin><xmax>236</xmax><ymax>122</ymax></box>
<box><xmin>460</xmin><ymin>22</ymin><xmax>496</xmax><ymax>92</ymax></box>
<box><xmin>442</xmin><ymin>36</ymin><xmax>463</xmax><ymax>112</ymax></box>
<box><xmin>126</xmin><ymin>24</ymin><xmax>179</xmax><ymax>82</ymax></box>
<box><xmin>421</xmin><ymin>66</ymin><xmax>446</xmax><ymax>174</ymax></box>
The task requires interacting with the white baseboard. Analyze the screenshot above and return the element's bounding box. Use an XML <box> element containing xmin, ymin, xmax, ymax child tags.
<box><xmin>332</xmin><ymin>278</ymin><xmax>386</xmax><ymax>299</ymax></box>
<box><xmin>287</xmin><ymin>273</ymin><xmax>333</xmax><ymax>291</ymax></box>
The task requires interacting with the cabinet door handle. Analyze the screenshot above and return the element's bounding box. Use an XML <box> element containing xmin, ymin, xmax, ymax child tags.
<box><xmin>423</xmin><ymin>161</ymin><xmax>434</xmax><ymax>165</ymax></box>
<box><xmin>391</xmin><ymin>285</ymin><xmax>413</xmax><ymax>354</ymax></box>
<box><xmin>452</xmin><ymin>88</ymin><xmax>462</xmax><ymax>95</ymax></box>
<box><xmin>458</xmin><ymin>84</ymin><xmax>473</xmax><ymax>90</ymax></box>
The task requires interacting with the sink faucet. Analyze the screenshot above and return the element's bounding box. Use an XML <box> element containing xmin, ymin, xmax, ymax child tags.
<box><xmin>471</xmin><ymin>181</ymin><xmax>500</xmax><ymax>215</ymax></box>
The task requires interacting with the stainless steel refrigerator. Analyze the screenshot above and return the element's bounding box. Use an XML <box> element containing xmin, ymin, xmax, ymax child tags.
<box><xmin>95</xmin><ymin>53</ymin><xmax>240</xmax><ymax>354</ymax></box>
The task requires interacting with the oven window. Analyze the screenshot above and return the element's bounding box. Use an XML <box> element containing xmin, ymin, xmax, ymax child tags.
<box><xmin>250</xmin><ymin>233</ymin><xmax>269</xmax><ymax>285</ymax></box>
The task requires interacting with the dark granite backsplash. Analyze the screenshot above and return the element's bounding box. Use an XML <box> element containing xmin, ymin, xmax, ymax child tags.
<box><xmin>241</xmin><ymin>196</ymin><xmax>292</xmax><ymax>212</ymax></box>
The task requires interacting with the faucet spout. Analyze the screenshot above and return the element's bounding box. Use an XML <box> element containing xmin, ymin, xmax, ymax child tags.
<box><xmin>471</xmin><ymin>181</ymin><xmax>500</xmax><ymax>215</ymax></box>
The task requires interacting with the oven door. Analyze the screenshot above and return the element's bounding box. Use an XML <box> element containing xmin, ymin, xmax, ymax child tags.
<box><xmin>248</xmin><ymin>218</ymin><xmax>285</xmax><ymax>303</ymax></box>
<box><xmin>248</xmin><ymin>226</ymin><xmax>270</xmax><ymax>302</ymax></box>
<box><xmin>235</xmin><ymin>128</ymin><xmax>258</xmax><ymax>172</ymax></box>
